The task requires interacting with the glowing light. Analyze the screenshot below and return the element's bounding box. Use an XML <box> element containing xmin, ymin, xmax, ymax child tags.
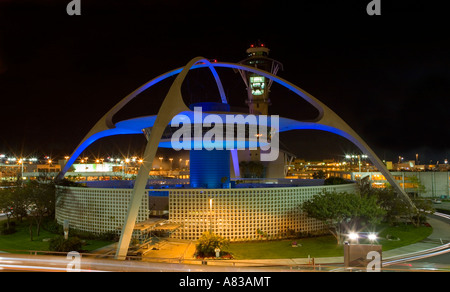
<box><xmin>348</xmin><ymin>232</ymin><xmax>359</xmax><ymax>241</ymax></box>
<box><xmin>368</xmin><ymin>233</ymin><xmax>377</xmax><ymax>241</ymax></box>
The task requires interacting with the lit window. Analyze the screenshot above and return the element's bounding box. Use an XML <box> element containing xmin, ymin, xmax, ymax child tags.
<box><xmin>250</xmin><ymin>76</ymin><xmax>265</xmax><ymax>96</ymax></box>
<box><xmin>250</xmin><ymin>76</ymin><xmax>264</xmax><ymax>83</ymax></box>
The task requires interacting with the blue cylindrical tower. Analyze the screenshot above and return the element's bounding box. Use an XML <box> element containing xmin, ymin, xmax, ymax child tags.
<box><xmin>189</xmin><ymin>102</ymin><xmax>231</xmax><ymax>188</ymax></box>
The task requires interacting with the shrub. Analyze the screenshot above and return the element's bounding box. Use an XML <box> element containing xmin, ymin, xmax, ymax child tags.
<box><xmin>48</xmin><ymin>236</ymin><xmax>83</xmax><ymax>252</ymax></box>
<box><xmin>43</xmin><ymin>220</ymin><xmax>63</xmax><ymax>234</ymax></box>
<box><xmin>324</xmin><ymin>177</ymin><xmax>349</xmax><ymax>185</ymax></box>
<box><xmin>195</xmin><ymin>231</ymin><xmax>230</xmax><ymax>258</ymax></box>
<box><xmin>0</xmin><ymin>225</ymin><xmax>16</xmax><ymax>235</ymax></box>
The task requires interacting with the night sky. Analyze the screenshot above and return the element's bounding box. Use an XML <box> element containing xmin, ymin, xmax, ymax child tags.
<box><xmin>0</xmin><ymin>0</ymin><xmax>449</xmax><ymax>163</ymax></box>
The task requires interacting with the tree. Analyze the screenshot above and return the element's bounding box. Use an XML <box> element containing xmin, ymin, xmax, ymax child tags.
<box><xmin>407</xmin><ymin>175</ymin><xmax>426</xmax><ymax>198</ymax></box>
<box><xmin>25</xmin><ymin>180</ymin><xmax>56</xmax><ymax>238</ymax></box>
<box><xmin>0</xmin><ymin>187</ymin><xmax>14</xmax><ymax>230</ymax></box>
<box><xmin>300</xmin><ymin>191</ymin><xmax>386</xmax><ymax>244</ymax></box>
<box><xmin>410</xmin><ymin>197</ymin><xmax>434</xmax><ymax>227</ymax></box>
<box><xmin>239</xmin><ymin>161</ymin><xmax>265</xmax><ymax>178</ymax></box>
<box><xmin>358</xmin><ymin>177</ymin><xmax>434</xmax><ymax>227</ymax></box>
<box><xmin>371</xmin><ymin>186</ymin><xmax>411</xmax><ymax>225</ymax></box>
<box><xmin>0</xmin><ymin>180</ymin><xmax>57</xmax><ymax>241</ymax></box>
<box><xmin>8</xmin><ymin>182</ymin><xmax>29</xmax><ymax>223</ymax></box>
<box><xmin>313</xmin><ymin>170</ymin><xmax>326</xmax><ymax>179</ymax></box>
<box><xmin>49</xmin><ymin>235</ymin><xmax>83</xmax><ymax>252</ymax></box>
<box><xmin>324</xmin><ymin>176</ymin><xmax>348</xmax><ymax>185</ymax></box>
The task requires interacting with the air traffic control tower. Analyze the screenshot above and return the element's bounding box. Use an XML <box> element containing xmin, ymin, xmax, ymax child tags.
<box><xmin>237</xmin><ymin>42</ymin><xmax>283</xmax><ymax>115</ymax></box>
<box><xmin>236</xmin><ymin>42</ymin><xmax>285</xmax><ymax>167</ymax></box>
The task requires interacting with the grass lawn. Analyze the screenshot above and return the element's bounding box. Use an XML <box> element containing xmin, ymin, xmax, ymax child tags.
<box><xmin>228</xmin><ymin>224</ymin><xmax>433</xmax><ymax>259</ymax></box>
<box><xmin>0</xmin><ymin>219</ymin><xmax>113</xmax><ymax>254</ymax></box>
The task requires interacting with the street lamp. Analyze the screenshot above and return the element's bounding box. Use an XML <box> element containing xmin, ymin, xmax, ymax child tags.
<box><xmin>348</xmin><ymin>232</ymin><xmax>359</xmax><ymax>243</ymax></box>
<box><xmin>345</xmin><ymin>154</ymin><xmax>368</xmax><ymax>173</ymax></box>
<box><xmin>159</xmin><ymin>157</ymin><xmax>163</xmax><ymax>170</ymax></box>
<box><xmin>209</xmin><ymin>198</ymin><xmax>213</xmax><ymax>233</ymax></box>
<box><xmin>124</xmin><ymin>158</ymin><xmax>130</xmax><ymax>177</ymax></box>
<box><xmin>368</xmin><ymin>233</ymin><xmax>377</xmax><ymax>242</ymax></box>
<box><xmin>18</xmin><ymin>158</ymin><xmax>24</xmax><ymax>178</ymax></box>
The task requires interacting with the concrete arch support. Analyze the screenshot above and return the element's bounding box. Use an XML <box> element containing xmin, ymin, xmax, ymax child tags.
<box><xmin>115</xmin><ymin>57</ymin><xmax>227</xmax><ymax>259</ymax></box>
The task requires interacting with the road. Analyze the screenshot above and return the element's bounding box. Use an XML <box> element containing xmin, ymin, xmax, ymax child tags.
<box><xmin>383</xmin><ymin>212</ymin><xmax>450</xmax><ymax>271</ymax></box>
<box><xmin>0</xmin><ymin>252</ymin><xmax>293</xmax><ymax>272</ymax></box>
<box><xmin>1</xmin><ymin>208</ymin><xmax>450</xmax><ymax>272</ymax></box>
<box><xmin>407</xmin><ymin>212</ymin><xmax>450</xmax><ymax>270</ymax></box>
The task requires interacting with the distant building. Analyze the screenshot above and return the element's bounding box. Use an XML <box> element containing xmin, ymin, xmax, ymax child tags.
<box><xmin>328</xmin><ymin>170</ymin><xmax>450</xmax><ymax>198</ymax></box>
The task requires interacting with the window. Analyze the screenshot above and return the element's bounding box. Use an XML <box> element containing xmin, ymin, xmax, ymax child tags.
<box><xmin>250</xmin><ymin>76</ymin><xmax>265</xmax><ymax>95</ymax></box>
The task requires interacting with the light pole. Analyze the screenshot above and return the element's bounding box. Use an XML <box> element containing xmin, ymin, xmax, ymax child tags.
<box><xmin>18</xmin><ymin>158</ymin><xmax>24</xmax><ymax>180</ymax></box>
<box><xmin>209</xmin><ymin>198</ymin><xmax>213</xmax><ymax>233</ymax></box>
<box><xmin>125</xmin><ymin>158</ymin><xmax>130</xmax><ymax>179</ymax></box>
<box><xmin>346</xmin><ymin>154</ymin><xmax>367</xmax><ymax>174</ymax></box>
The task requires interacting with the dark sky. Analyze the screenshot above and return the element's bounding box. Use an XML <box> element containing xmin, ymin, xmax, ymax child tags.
<box><xmin>0</xmin><ymin>0</ymin><xmax>449</xmax><ymax>163</ymax></box>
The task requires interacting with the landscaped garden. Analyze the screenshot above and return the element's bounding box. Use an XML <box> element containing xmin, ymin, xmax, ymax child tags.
<box><xmin>196</xmin><ymin>179</ymin><xmax>436</xmax><ymax>260</ymax></box>
<box><xmin>0</xmin><ymin>179</ymin><xmax>114</xmax><ymax>254</ymax></box>
<box><xmin>0</xmin><ymin>219</ymin><xmax>113</xmax><ymax>254</ymax></box>
<box><xmin>227</xmin><ymin>223</ymin><xmax>433</xmax><ymax>259</ymax></box>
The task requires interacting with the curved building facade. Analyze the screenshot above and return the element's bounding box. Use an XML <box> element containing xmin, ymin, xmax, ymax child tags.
<box><xmin>55</xmin><ymin>186</ymin><xmax>149</xmax><ymax>237</ymax></box>
<box><xmin>169</xmin><ymin>183</ymin><xmax>357</xmax><ymax>241</ymax></box>
<box><xmin>55</xmin><ymin>181</ymin><xmax>357</xmax><ymax>241</ymax></box>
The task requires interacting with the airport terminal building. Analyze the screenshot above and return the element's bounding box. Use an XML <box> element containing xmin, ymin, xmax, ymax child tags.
<box><xmin>55</xmin><ymin>179</ymin><xmax>357</xmax><ymax>242</ymax></box>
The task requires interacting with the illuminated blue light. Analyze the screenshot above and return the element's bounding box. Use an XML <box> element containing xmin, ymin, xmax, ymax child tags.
<box><xmin>60</xmin><ymin>61</ymin><xmax>345</xmax><ymax>178</ymax></box>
